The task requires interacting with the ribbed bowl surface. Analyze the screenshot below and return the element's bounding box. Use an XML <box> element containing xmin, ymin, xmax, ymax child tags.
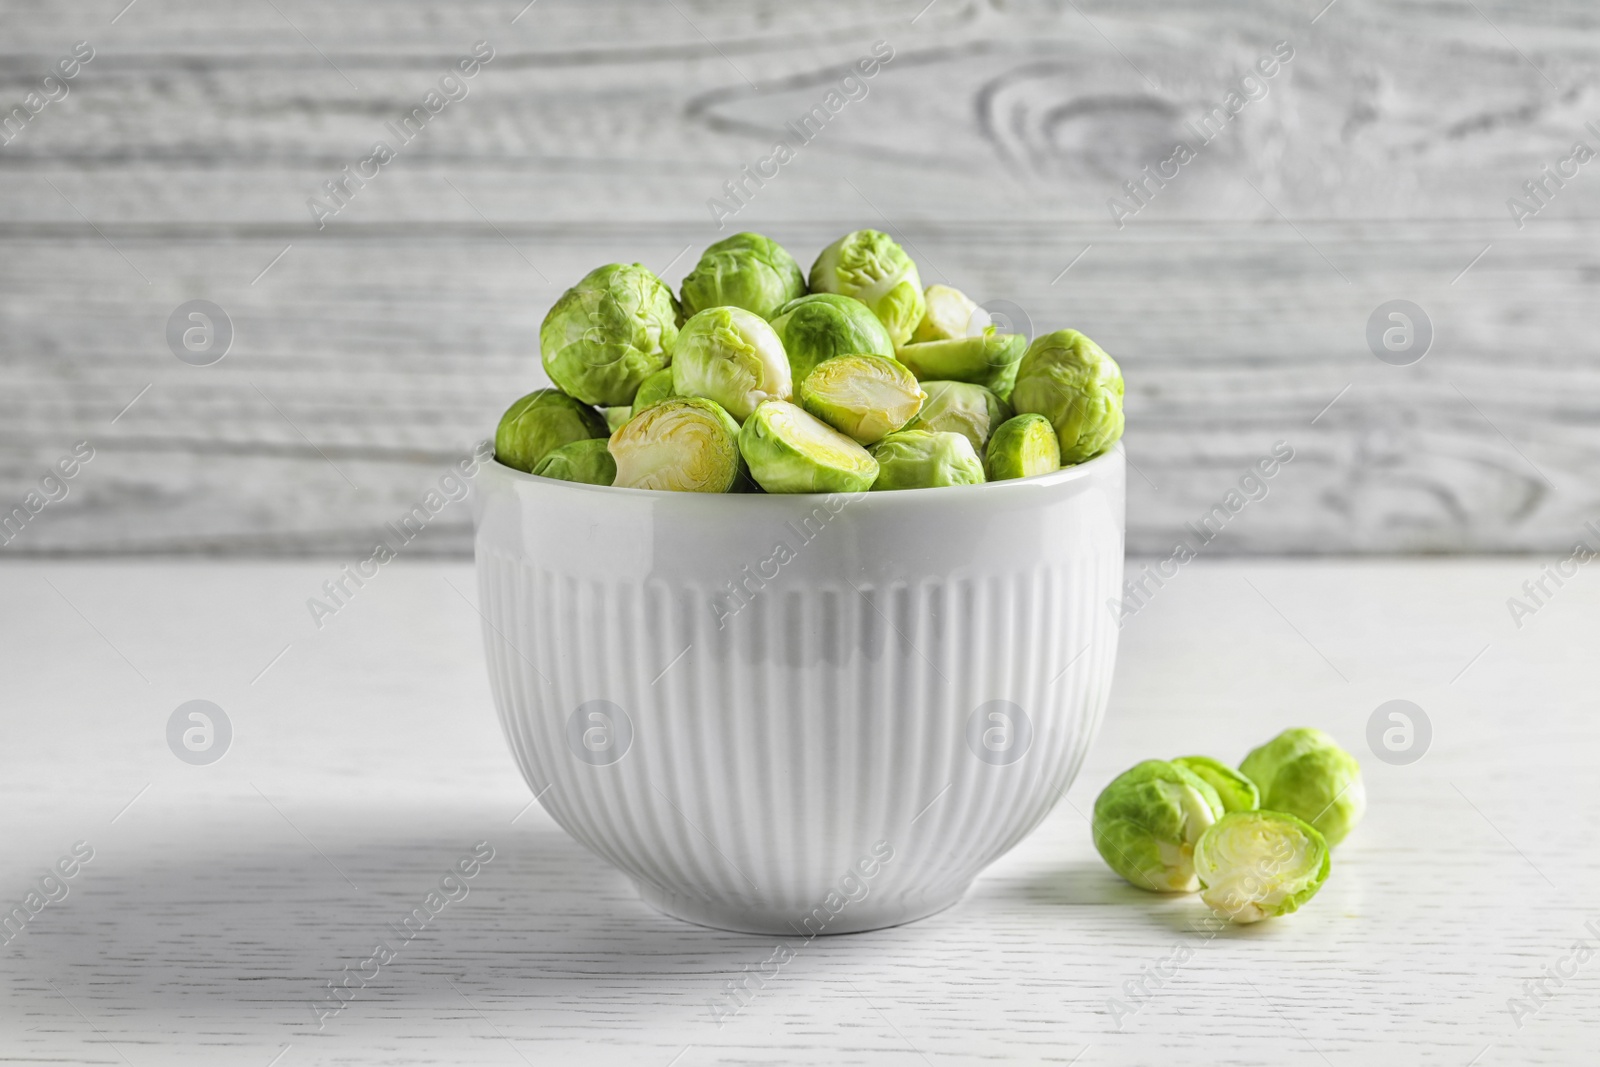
<box><xmin>472</xmin><ymin>446</ymin><xmax>1125</xmax><ymax>934</ymax></box>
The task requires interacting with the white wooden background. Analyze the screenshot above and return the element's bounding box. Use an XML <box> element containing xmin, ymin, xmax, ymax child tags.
<box><xmin>1</xmin><ymin>0</ymin><xmax>1598</xmax><ymax>555</ymax></box>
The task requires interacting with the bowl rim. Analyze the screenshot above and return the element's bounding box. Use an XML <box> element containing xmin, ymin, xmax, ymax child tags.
<box><xmin>483</xmin><ymin>440</ymin><xmax>1123</xmax><ymax>503</ymax></box>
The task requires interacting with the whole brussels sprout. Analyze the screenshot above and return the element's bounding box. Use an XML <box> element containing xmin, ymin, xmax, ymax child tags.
<box><xmin>494</xmin><ymin>388</ymin><xmax>608</xmax><ymax>473</ymax></box>
<box><xmin>911</xmin><ymin>283</ymin><xmax>986</xmax><ymax>344</ymax></box>
<box><xmin>799</xmin><ymin>354</ymin><xmax>925</xmax><ymax>445</ymax></box>
<box><xmin>1173</xmin><ymin>755</ymin><xmax>1260</xmax><ymax>814</ymax></box>
<box><xmin>541</xmin><ymin>263</ymin><xmax>682</xmax><ymax>406</ymax></box>
<box><xmin>898</xmin><ymin>330</ymin><xmax>1027</xmax><ymax>398</ymax></box>
<box><xmin>738</xmin><ymin>400</ymin><xmax>878</xmax><ymax>494</ymax></box>
<box><xmin>868</xmin><ymin>430</ymin><xmax>985</xmax><ymax>490</ymax></box>
<box><xmin>904</xmin><ymin>380</ymin><xmax>1011</xmax><ymax>454</ymax></box>
<box><xmin>1010</xmin><ymin>329</ymin><xmax>1124</xmax><ymax>464</ymax></box>
<box><xmin>984</xmin><ymin>413</ymin><xmax>1060</xmax><ymax>481</ymax></box>
<box><xmin>680</xmin><ymin>232</ymin><xmax>807</xmax><ymax>320</ymax></box>
<box><xmin>1092</xmin><ymin>759</ymin><xmax>1224</xmax><ymax>892</ymax></box>
<box><xmin>609</xmin><ymin>396</ymin><xmax>742</xmax><ymax>493</ymax></box>
<box><xmin>769</xmin><ymin>293</ymin><xmax>896</xmax><ymax>384</ymax></box>
<box><xmin>808</xmin><ymin>230</ymin><xmax>926</xmax><ymax>345</ymax></box>
<box><xmin>1194</xmin><ymin>810</ymin><xmax>1331</xmax><ymax>923</ymax></box>
<box><xmin>630</xmin><ymin>367</ymin><xmax>676</xmax><ymax>419</ymax></box>
<box><xmin>602</xmin><ymin>406</ymin><xmax>632</xmax><ymax>433</ymax></box>
<box><xmin>532</xmin><ymin>437</ymin><xmax>617</xmax><ymax>486</ymax></box>
<box><xmin>1239</xmin><ymin>728</ymin><xmax>1366</xmax><ymax>846</ymax></box>
<box><xmin>671</xmin><ymin>306</ymin><xmax>792</xmax><ymax>423</ymax></box>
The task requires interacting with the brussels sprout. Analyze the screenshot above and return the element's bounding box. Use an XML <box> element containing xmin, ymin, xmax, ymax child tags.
<box><xmin>540</xmin><ymin>263</ymin><xmax>681</xmax><ymax>407</ymax></box>
<box><xmin>494</xmin><ymin>388</ymin><xmax>609</xmax><ymax>473</ymax></box>
<box><xmin>1194</xmin><ymin>810</ymin><xmax>1331</xmax><ymax>923</ymax></box>
<box><xmin>911</xmin><ymin>283</ymin><xmax>986</xmax><ymax>344</ymax></box>
<box><xmin>680</xmin><ymin>232</ymin><xmax>808</xmax><ymax>320</ymax></box>
<box><xmin>1239</xmin><ymin>728</ymin><xmax>1366</xmax><ymax>847</ymax></box>
<box><xmin>808</xmin><ymin>230</ymin><xmax>926</xmax><ymax>345</ymax></box>
<box><xmin>671</xmin><ymin>306</ymin><xmax>792</xmax><ymax>423</ymax></box>
<box><xmin>799</xmin><ymin>354</ymin><xmax>925</xmax><ymax>445</ymax></box>
<box><xmin>630</xmin><ymin>367</ymin><xmax>675</xmax><ymax>418</ymax></box>
<box><xmin>904</xmin><ymin>380</ymin><xmax>1011</xmax><ymax>454</ymax></box>
<box><xmin>896</xmin><ymin>330</ymin><xmax>1026</xmax><ymax>397</ymax></box>
<box><xmin>738</xmin><ymin>400</ymin><xmax>878</xmax><ymax>494</ymax></box>
<box><xmin>868</xmin><ymin>430</ymin><xmax>986</xmax><ymax>490</ymax></box>
<box><xmin>602</xmin><ymin>406</ymin><xmax>631</xmax><ymax>433</ymax></box>
<box><xmin>769</xmin><ymin>293</ymin><xmax>896</xmax><ymax>384</ymax></box>
<box><xmin>984</xmin><ymin>413</ymin><xmax>1060</xmax><ymax>481</ymax></box>
<box><xmin>1173</xmin><ymin>756</ymin><xmax>1260</xmax><ymax>814</ymax></box>
<box><xmin>1010</xmin><ymin>329</ymin><xmax>1124</xmax><ymax>464</ymax></box>
<box><xmin>609</xmin><ymin>396</ymin><xmax>742</xmax><ymax>493</ymax></box>
<box><xmin>1092</xmin><ymin>759</ymin><xmax>1224</xmax><ymax>892</ymax></box>
<box><xmin>532</xmin><ymin>437</ymin><xmax>617</xmax><ymax>486</ymax></box>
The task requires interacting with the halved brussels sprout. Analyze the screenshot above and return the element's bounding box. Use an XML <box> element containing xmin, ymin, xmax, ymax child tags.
<box><xmin>1173</xmin><ymin>756</ymin><xmax>1260</xmax><ymax>814</ymax></box>
<box><xmin>1092</xmin><ymin>759</ymin><xmax>1224</xmax><ymax>892</ymax></box>
<box><xmin>1239</xmin><ymin>728</ymin><xmax>1366</xmax><ymax>846</ymax></box>
<box><xmin>912</xmin><ymin>283</ymin><xmax>987</xmax><ymax>344</ymax></box>
<box><xmin>808</xmin><ymin>230</ymin><xmax>926</xmax><ymax>345</ymax></box>
<box><xmin>532</xmin><ymin>437</ymin><xmax>616</xmax><ymax>486</ymax></box>
<box><xmin>680</xmin><ymin>232</ymin><xmax>807</xmax><ymax>320</ymax></box>
<box><xmin>494</xmin><ymin>388</ymin><xmax>609</xmax><ymax>473</ymax></box>
<box><xmin>1010</xmin><ymin>329</ymin><xmax>1124</xmax><ymax>464</ymax></box>
<box><xmin>630</xmin><ymin>367</ymin><xmax>675</xmax><ymax>418</ymax></box>
<box><xmin>609</xmin><ymin>397</ymin><xmax>742</xmax><ymax>493</ymax></box>
<box><xmin>540</xmin><ymin>263</ymin><xmax>681</xmax><ymax>406</ymax></box>
<box><xmin>769</xmin><ymin>293</ymin><xmax>896</xmax><ymax>384</ymax></box>
<box><xmin>671</xmin><ymin>306</ymin><xmax>792</xmax><ymax>423</ymax></box>
<box><xmin>738</xmin><ymin>400</ymin><xmax>878</xmax><ymax>494</ymax></box>
<box><xmin>984</xmin><ymin>413</ymin><xmax>1060</xmax><ymax>481</ymax></box>
<box><xmin>1194</xmin><ymin>810</ymin><xmax>1331</xmax><ymax>923</ymax></box>
<box><xmin>903</xmin><ymin>380</ymin><xmax>1011</xmax><ymax>454</ymax></box>
<box><xmin>799</xmin><ymin>354</ymin><xmax>925</xmax><ymax>445</ymax></box>
<box><xmin>602</xmin><ymin>406</ymin><xmax>631</xmax><ymax>433</ymax></box>
<box><xmin>896</xmin><ymin>330</ymin><xmax>1026</xmax><ymax>397</ymax></box>
<box><xmin>868</xmin><ymin>430</ymin><xmax>986</xmax><ymax>490</ymax></box>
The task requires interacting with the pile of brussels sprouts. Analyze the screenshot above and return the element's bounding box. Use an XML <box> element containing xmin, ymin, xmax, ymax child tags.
<box><xmin>493</xmin><ymin>229</ymin><xmax>1126</xmax><ymax>493</ymax></box>
<box><xmin>1092</xmin><ymin>728</ymin><xmax>1365</xmax><ymax>924</ymax></box>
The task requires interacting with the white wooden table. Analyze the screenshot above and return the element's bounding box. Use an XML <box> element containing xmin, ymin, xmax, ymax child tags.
<box><xmin>1</xmin><ymin>559</ymin><xmax>1593</xmax><ymax>1065</ymax></box>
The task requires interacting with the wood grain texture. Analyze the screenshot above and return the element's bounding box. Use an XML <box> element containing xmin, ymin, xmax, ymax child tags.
<box><xmin>0</xmin><ymin>559</ymin><xmax>1594</xmax><ymax>1064</ymax></box>
<box><xmin>0</xmin><ymin>0</ymin><xmax>1598</xmax><ymax>555</ymax></box>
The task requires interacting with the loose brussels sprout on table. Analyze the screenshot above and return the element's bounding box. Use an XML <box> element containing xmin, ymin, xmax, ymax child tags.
<box><xmin>1239</xmin><ymin>728</ymin><xmax>1366</xmax><ymax>846</ymax></box>
<box><xmin>495</xmin><ymin>229</ymin><xmax>1125</xmax><ymax>492</ymax></box>
<box><xmin>671</xmin><ymin>306</ymin><xmax>792</xmax><ymax>423</ymax></box>
<box><xmin>770</xmin><ymin>292</ymin><xmax>897</xmax><ymax>384</ymax></box>
<box><xmin>680</xmin><ymin>232</ymin><xmax>808</xmax><ymax>320</ymax></box>
<box><xmin>1194</xmin><ymin>810</ymin><xmax>1331</xmax><ymax>923</ymax></box>
<box><xmin>739</xmin><ymin>400</ymin><xmax>879</xmax><ymax>494</ymax></box>
<box><xmin>1172</xmin><ymin>755</ymin><xmax>1260</xmax><ymax>814</ymax></box>
<box><xmin>799</xmin><ymin>354</ymin><xmax>925</xmax><ymax>445</ymax></box>
<box><xmin>1092</xmin><ymin>759</ymin><xmax>1224</xmax><ymax>893</ymax></box>
<box><xmin>540</xmin><ymin>263</ymin><xmax>681</xmax><ymax>407</ymax></box>
<box><xmin>495</xmin><ymin>388</ymin><xmax>609</xmax><ymax>473</ymax></box>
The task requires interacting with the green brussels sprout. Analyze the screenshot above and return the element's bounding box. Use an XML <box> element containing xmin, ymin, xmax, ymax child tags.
<box><xmin>738</xmin><ymin>400</ymin><xmax>878</xmax><ymax>494</ymax></box>
<box><xmin>680</xmin><ymin>232</ymin><xmax>808</xmax><ymax>320</ymax></box>
<box><xmin>494</xmin><ymin>388</ymin><xmax>609</xmax><ymax>473</ymax></box>
<box><xmin>1239</xmin><ymin>728</ymin><xmax>1366</xmax><ymax>846</ymax></box>
<box><xmin>911</xmin><ymin>283</ymin><xmax>985</xmax><ymax>344</ymax></box>
<box><xmin>1092</xmin><ymin>759</ymin><xmax>1224</xmax><ymax>892</ymax></box>
<box><xmin>799</xmin><ymin>354</ymin><xmax>926</xmax><ymax>445</ymax></box>
<box><xmin>769</xmin><ymin>293</ymin><xmax>896</xmax><ymax>384</ymax></box>
<box><xmin>1194</xmin><ymin>810</ymin><xmax>1331</xmax><ymax>923</ymax></box>
<box><xmin>671</xmin><ymin>306</ymin><xmax>792</xmax><ymax>423</ymax></box>
<box><xmin>895</xmin><ymin>330</ymin><xmax>1027</xmax><ymax>397</ymax></box>
<box><xmin>532</xmin><ymin>437</ymin><xmax>617</xmax><ymax>486</ymax></box>
<box><xmin>868</xmin><ymin>430</ymin><xmax>986</xmax><ymax>490</ymax></box>
<box><xmin>630</xmin><ymin>367</ymin><xmax>676</xmax><ymax>418</ymax></box>
<box><xmin>1173</xmin><ymin>755</ymin><xmax>1260</xmax><ymax>814</ymax></box>
<box><xmin>540</xmin><ymin>263</ymin><xmax>682</xmax><ymax>407</ymax></box>
<box><xmin>903</xmin><ymin>380</ymin><xmax>1011</xmax><ymax>454</ymax></box>
<box><xmin>1010</xmin><ymin>329</ymin><xmax>1125</xmax><ymax>464</ymax></box>
<box><xmin>808</xmin><ymin>230</ymin><xmax>926</xmax><ymax>345</ymax></box>
<box><xmin>602</xmin><ymin>406</ymin><xmax>632</xmax><ymax>434</ymax></box>
<box><xmin>984</xmin><ymin>413</ymin><xmax>1060</xmax><ymax>481</ymax></box>
<box><xmin>609</xmin><ymin>396</ymin><xmax>742</xmax><ymax>493</ymax></box>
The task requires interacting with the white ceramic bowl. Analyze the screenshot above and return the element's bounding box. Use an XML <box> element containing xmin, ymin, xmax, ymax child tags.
<box><xmin>471</xmin><ymin>445</ymin><xmax>1125</xmax><ymax>934</ymax></box>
